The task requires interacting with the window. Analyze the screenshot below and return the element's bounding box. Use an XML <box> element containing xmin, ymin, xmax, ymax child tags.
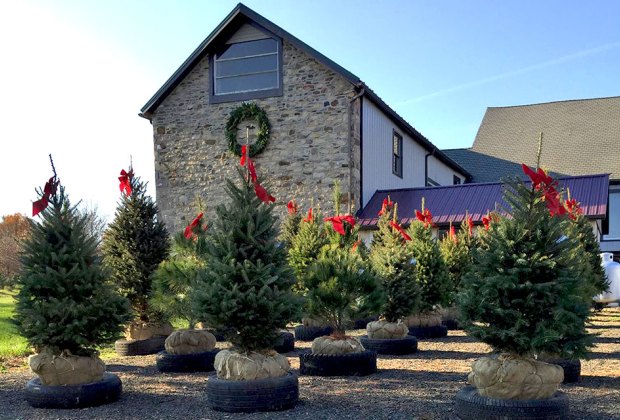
<box><xmin>211</xmin><ymin>37</ymin><xmax>282</xmax><ymax>103</ymax></box>
<box><xmin>453</xmin><ymin>175</ymin><xmax>462</xmax><ymax>185</ymax></box>
<box><xmin>604</xmin><ymin>188</ymin><xmax>620</xmax><ymax>239</ymax></box>
<box><xmin>392</xmin><ymin>131</ymin><xmax>403</xmax><ymax>178</ymax></box>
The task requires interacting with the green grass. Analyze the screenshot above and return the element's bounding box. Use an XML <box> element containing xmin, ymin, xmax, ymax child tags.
<box><xmin>0</xmin><ymin>289</ymin><xmax>31</xmax><ymax>361</ymax></box>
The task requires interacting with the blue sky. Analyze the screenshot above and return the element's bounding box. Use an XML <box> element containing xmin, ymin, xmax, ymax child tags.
<box><xmin>2</xmin><ymin>0</ymin><xmax>619</xmax><ymax>221</ymax></box>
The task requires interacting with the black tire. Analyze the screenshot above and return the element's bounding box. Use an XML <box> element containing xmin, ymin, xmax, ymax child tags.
<box><xmin>454</xmin><ymin>385</ymin><xmax>569</xmax><ymax>420</ymax></box>
<box><xmin>274</xmin><ymin>331</ymin><xmax>295</xmax><ymax>353</ymax></box>
<box><xmin>442</xmin><ymin>319</ymin><xmax>461</xmax><ymax>330</ymax></box>
<box><xmin>353</xmin><ymin>316</ymin><xmax>378</xmax><ymax>330</ymax></box>
<box><xmin>547</xmin><ymin>358</ymin><xmax>581</xmax><ymax>383</ymax></box>
<box><xmin>299</xmin><ymin>350</ymin><xmax>377</xmax><ymax>376</ymax></box>
<box><xmin>408</xmin><ymin>325</ymin><xmax>448</xmax><ymax>339</ymax></box>
<box><xmin>359</xmin><ymin>335</ymin><xmax>418</xmax><ymax>355</ymax></box>
<box><xmin>115</xmin><ymin>336</ymin><xmax>167</xmax><ymax>356</ymax></box>
<box><xmin>25</xmin><ymin>372</ymin><xmax>122</xmax><ymax>409</ymax></box>
<box><xmin>207</xmin><ymin>372</ymin><xmax>298</xmax><ymax>413</ymax></box>
<box><xmin>156</xmin><ymin>349</ymin><xmax>219</xmax><ymax>373</ymax></box>
<box><xmin>294</xmin><ymin>325</ymin><xmax>333</xmax><ymax>341</ymax></box>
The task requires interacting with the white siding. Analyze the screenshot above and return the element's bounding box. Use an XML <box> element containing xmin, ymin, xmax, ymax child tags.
<box><xmin>361</xmin><ymin>98</ymin><xmax>467</xmax><ymax>206</ymax></box>
<box><xmin>226</xmin><ymin>23</ymin><xmax>269</xmax><ymax>44</ymax></box>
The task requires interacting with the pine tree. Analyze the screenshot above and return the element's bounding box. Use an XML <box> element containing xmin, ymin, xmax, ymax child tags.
<box><xmin>369</xmin><ymin>200</ymin><xmax>420</xmax><ymax>322</ymax></box>
<box><xmin>439</xmin><ymin>219</ymin><xmax>476</xmax><ymax>307</ymax></box>
<box><xmin>459</xmin><ymin>173</ymin><xmax>593</xmax><ymax>358</ymax></box>
<box><xmin>151</xmin><ymin>216</ymin><xmax>208</xmax><ymax>329</ymax></box>
<box><xmin>16</xmin><ymin>179</ymin><xmax>130</xmax><ymax>356</ymax></box>
<box><xmin>192</xmin><ymin>169</ymin><xmax>301</xmax><ymax>352</ymax></box>
<box><xmin>288</xmin><ymin>206</ymin><xmax>328</xmax><ymax>293</ymax></box>
<box><xmin>406</xmin><ymin>207</ymin><xmax>450</xmax><ymax>313</ymax></box>
<box><xmin>279</xmin><ymin>200</ymin><xmax>302</xmax><ymax>250</ymax></box>
<box><xmin>102</xmin><ymin>171</ymin><xmax>169</xmax><ymax>324</ymax></box>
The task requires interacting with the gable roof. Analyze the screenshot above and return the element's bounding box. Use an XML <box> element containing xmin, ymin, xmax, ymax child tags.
<box><xmin>357</xmin><ymin>173</ymin><xmax>609</xmax><ymax>228</ymax></box>
<box><xmin>139</xmin><ymin>3</ymin><xmax>471</xmax><ymax>179</ymax></box>
<box><xmin>467</xmin><ymin>96</ymin><xmax>620</xmax><ymax>181</ymax></box>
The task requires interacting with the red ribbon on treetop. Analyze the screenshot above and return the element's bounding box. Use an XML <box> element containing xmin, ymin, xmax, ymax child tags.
<box><xmin>449</xmin><ymin>225</ymin><xmax>457</xmax><ymax>243</ymax></box>
<box><xmin>390</xmin><ymin>220</ymin><xmax>411</xmax><ymax>241</ymax></box>
<box><xmin>287</xmin><ymin>200</ymin><xmax>298</xmax><ymax>215</ymax></box>
<box><xmin>32</xmin><ymin>177</ymin><xmax>59</xmax><ymax>217</ymax></box>
<box><xmin>466</xmin><ymin>215</ymin><xmax>474</xmax><ymax>236</ymax></box>
<box><xmin>481</xmin><ymin>214</ymin><xmax>491</xmax><ymax>231</ymax></box>
<box><xmin>119</xmin><ymin>169</ymin><xmax>134</xmax><ymax>197</ymax></box>
<box><xmin>325</xmin><ymin>215</ymin><xmax>356</xmax><ymax>236</ymax></box>
<box><xmin>565</xmin><ymin>198</ymin><xmax>583</xmax><ymax>221</ymax></box>
<box><xmin>415</xmin><ymin>208</ymin><xmax>435</xmax><ymax>228</ymax></box>
<box><xmin>521</xmin><ymin>164</ymin><xmax>553</xmax><ymax>190</ymax></box>
<box><xmin>521</xmin><ymin>164</ymin><xmax>567</xmax><ymax>217</ymax></box>
<box><xmin>378</xmin><ymin>197</ymin><xmax>393</xmax><ymax>216</ymax></box>
<box><xmin>184</xmin><ymin>212</ymin><xmax>205</xmax><ymax>239</ymax></box>
<box><xmin>303</xmin><ymin>208</ymin><xmax>313</xmax><ymax>223</ymax></box>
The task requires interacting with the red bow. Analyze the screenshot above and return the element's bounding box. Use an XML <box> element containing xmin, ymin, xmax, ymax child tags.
<box><xmin>254</xmin><ymin>182</ymin><xmax>275</xmax><ymax>204</ymax></box>
<box><xmin>565</xmin><ymin>198</ymin><xmax>582</xmax><ymax>221</ymax></box>
<box><xmin>521</xmin><ymin>164</ymin><xmax>552</xmax><ymax>190</ymax></box>
<box><xmin>240</xmin><ymin>145</ymin><xmax>257</xmax><ymax>182</ymax></box>
<box><xmin>325</xmin><ymin>215</ymin><xmax>356</xmax><ymax>236</ymax></box>
<box><xmin>390</xmin><ymin>220</ymin><xmax>411</xmax><ymax>241</ymax></box>
<box><xmin>481</xmin><ymin>215</ymin><xmax>491</xmax><ymax>231</ymax></box>
<box><xmin>184</xmin><ymin>212</ymin><xmax>204</xmax><ymax>239</ymax></box>
<box><xmin>32</xmin><ymin>177</ymin><xmax>59</xmax><ymax>217</ymax></box>
<box><xmin>466</xmin><ymin>215</ymin><xmax>474</xmax><ymax>236</ymax></box>
<box><xmin>449</xmin><ymin>225</ymin><xmax>457</xmax><ymax>243</ymax></box>
<box><xmin>351</xmin><ymin>239</ymin><xmax>362</xmax><ymax>251</ymax></box>
<box><xmin>287</xmin><ymin>200</ymin><xmax>298</xmax><ymax>215</ymax></box>
<box><xmin>378</xmin><ymin>197</ymin><xmax>393</xmax><ymax>216</ymax></box>
<box><xmin>119</xmin><ymin>169</ymin><xmax>133</xmax><ymax>196</ymax></box>
<box><xmin>415</xmin><ymin>208</ymin><xmax>435</xmax><ymax>228</ymax></box>
<box><xmin>303</xmin><ymin>208</ymin><xmax>313</xmax><ymax>223</ymax></box>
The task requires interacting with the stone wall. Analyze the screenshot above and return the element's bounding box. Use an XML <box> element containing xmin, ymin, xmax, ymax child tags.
<box><xmin>151</xmin><ymin>41</ymin><xmax>359</xmax><ymax>233</ymax></box>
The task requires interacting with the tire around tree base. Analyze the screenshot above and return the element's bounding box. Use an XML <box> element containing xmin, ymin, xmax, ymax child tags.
<box><xmin>115</xmin><ymin>336</ymin><xmax>167</xmax><ymax>356</ymax></box>
<box><xmin>353</xmin><ymin>316</ymin><xmax>378</xmax><ymax>330</ymax></box>
<box><xmin>156</xmin><ymin>349</ymin><xmax>219</xmax><ymax>373</ymax></box>
<box><xmin>207</xmin><ymin>372</ymin><xmax>298</xmax><ymax>413</ymax></box>
<box><xmin>442</xmin><ymin>319</ymin><xmax>461</xmax><ymax>330</ymax></box>
<box><xmin>294</xmin><ymin>325</ymin><xmax>333</xmax><ymax>341</ymax></box>
<box><xmin>546</xmin><ymin>358</ymin><xmax>581</xmax><ymax>383</ymax></box>
<box><xmin>359</xmin><ymin>335</ymin><xmax>418</xmax><ymax>355</ymax></box>
<box><xmin>299</xmin><ymin>350</ymin><xmax>377</xmax><ymax>376</ymax></box>
<box><xmin>25</xmin><ymin>372</ymin><xmax>122</xmax><ymax>409</ymax></box>
<box><xmin>454</xmin><ymin>385</ymin><xmax>569</xmax><ymax>420</ymax></box>
<box><xmin>274</xmin><ymin>331</ymin><xmax>295</xmax><ymax>353</ymax></box>
<box><xmin>408</xmin><ymin>325</ymin><xmax>448</xmax><ymax>339</ymax></box>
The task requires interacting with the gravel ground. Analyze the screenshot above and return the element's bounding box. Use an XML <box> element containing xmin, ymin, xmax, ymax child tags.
<box><xmin>1</xmin><ymin>308</ymin><xmax>619</xmax><ymax>420</ymax></box>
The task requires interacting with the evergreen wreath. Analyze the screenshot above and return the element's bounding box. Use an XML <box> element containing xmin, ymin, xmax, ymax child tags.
<box><xmin>225</xmin><ymin>102</ymin><xmax>271</xmax><ymax>157</ymax></box>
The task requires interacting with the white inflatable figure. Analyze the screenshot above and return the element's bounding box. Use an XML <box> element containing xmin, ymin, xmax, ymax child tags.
<box><xmin>595</xmin><ymin>253</ymin><xmax>620</xmax><ymax>306</ymax></box>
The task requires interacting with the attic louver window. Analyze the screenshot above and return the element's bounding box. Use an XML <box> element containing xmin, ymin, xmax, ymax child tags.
<box><xmin>211</xmin><ymin>37</ymin><xmax>281</xmax><ymax>102</ymax></box>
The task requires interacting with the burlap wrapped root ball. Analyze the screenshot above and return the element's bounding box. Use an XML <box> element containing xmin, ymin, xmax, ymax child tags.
<box><xmin>124</xmin><ymin>321</ymin><xmax>174</xmax><ymax>341</ymax></box>
<box><xmin>165</xmin><ymin>329</ymin><xmax>216</xmax><ymax>355</ymax></box>
<box><xmin>367</xmin><ymin>320</ymin><xmax>408</xmax><ymax>339</ymax></box>
<box><xmin>214</xmin><ymin>349</ymin><xmax>290</xmax><ymax>380</ymax></box>
<box><xmin>403</xmin><ymin>312</ymin><xmax>442</xmax><ymax>328</ymax></box>
<box><xmin>29</xmin><ymin>348</ymin><xmax>105</xmax><ymax>386</ymax></box>
<box><xmin>468</xmin><ymin>354</ymin><xmax>564</xmax><ymax>400</ymax></box>
<box><xmin>311</xmin><ymin>336</ymin><xmax>364</xmax><ymax>355</ymax></box>
<box><xmin>302</xmin><ymin>317</ymin><xmax>326</xmax><ymax>328</ymax></box>
<box><xmin>440</xmin><ymin>306</ymin><xmax>460</xmax><ymax>321</ymax></box>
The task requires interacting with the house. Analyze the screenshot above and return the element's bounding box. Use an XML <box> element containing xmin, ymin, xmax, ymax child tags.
<box><xmin>140</xmin><ymin>3</ymin><xmax>469</xmax><ymax>233</ymax></box>
<box><xmin>443</xmin><ymin>96</ymin><xmax>620</xmax><ymax>255</ymax></box>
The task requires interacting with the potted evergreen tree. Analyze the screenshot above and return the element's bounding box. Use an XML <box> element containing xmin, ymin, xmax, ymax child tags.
<box><xmin>192</xmin><ymin>151</ymin><xmax>301</xmax><ymax>413</ymax></box>
<box><xmin>362</xmin><ymin>198</ymin><xmax>420</xmax><ymax>354</ymax></box>
<box><xmin>298</xmin><ymin>208</ymin><xmax>383</xmax><ymax>376</ymax></box>
<box><xmin>455</xmin><ymin>165</ymin><xmax>593</xmax><ymax>419</ymax></box>
<box><xmin>102</xmin><ymin>168</ymin><xmax>171</xmax><ymax>356</ymax></box>
<box><xmin>404</xmin><ymin>202</ymin><xmax>451</xmax><ymax>339</ymax></box>
<box><xmin>18</xmin><ymin>167</ymin><xmax>131</xmax><ymax>408</ymax></box>
<box><xmin>151</xmin><ymin>213</ymin><xmax>219</xmax><ymax>373</ymax></box>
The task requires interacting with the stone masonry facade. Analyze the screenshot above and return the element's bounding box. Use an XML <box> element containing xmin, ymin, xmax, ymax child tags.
<box><xmin>151</xmin><ymin>41</ymin><xmax>361</xmax><ymax>233</ymax></box>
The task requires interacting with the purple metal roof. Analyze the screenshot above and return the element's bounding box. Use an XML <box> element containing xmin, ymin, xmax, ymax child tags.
<box><xmin>357</xmin><ymin>174</ymin><xmax>610</xmax><ymax>228</ymax></box>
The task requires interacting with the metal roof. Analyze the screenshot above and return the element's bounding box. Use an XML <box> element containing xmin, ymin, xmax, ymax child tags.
<box><xmin>138</xmin><ymin>3</ymin><xmax>471</xmax><ymax>180</ymax></box>
<box><xmin>357</xmin><ymin>173</ymin><xmax>610</xmax><ymax>228</ymax></box>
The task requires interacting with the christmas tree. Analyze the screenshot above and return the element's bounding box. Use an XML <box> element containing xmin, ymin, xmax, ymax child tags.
<box><xmin>459</xmin><ymin>166</ymin><xmax>593</xmax><ymax>358</ymax></box>
<box><xmin>406</xmin><ymin>203</ymin><xmax>450</xmax><ymax>313</ymax></box>
<box><xmin>369</xmin><ymin>198</ymin><xmax>420</xmax><ymax>322</ymax></box>
<box><xmin>102</xmin><ymin>169</ymin><xmax>169</xmax><ymax>324</ymax></box>
<box><xmin>439</xmin><ymin>217</ymin><xmax>477</xmax><ymax>308</ymax></box>
<box><xmin>151</xmin><ymin>211</ymin><xmax>208</xmax><ymax>329</ymax></box>
<box><xmin>279</xmin><ymin>200</ymin><xmax>302</xmax><ymax>250</ymax></box>
<box><xmin>192</xmin><ymin>165</ymin><xmax>300</xmax><ymax>352</ymax></box>
<box><xmin>16</xmin><ymin>170</ymin><xmax>130</xmax><ymax>356</ymax></box>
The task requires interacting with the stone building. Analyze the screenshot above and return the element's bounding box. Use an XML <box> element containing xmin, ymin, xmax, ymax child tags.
<box><xmin>140</xmin><ymin>4</ymin><xmax>469</xmax><ymax>233</ymax></box>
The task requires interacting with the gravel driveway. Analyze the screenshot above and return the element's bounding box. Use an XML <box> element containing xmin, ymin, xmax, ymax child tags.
<box><xmin>2</xmin><ymin>308</ymin><xmax>619</xmax><ymax>419</ymax></box>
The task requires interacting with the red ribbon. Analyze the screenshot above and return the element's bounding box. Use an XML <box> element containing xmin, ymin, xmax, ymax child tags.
<box><xmin>449</xmin><ymin>225</ymin><xmax>457</xmax><ymax>243</ymax></box>
<box><xmin>389</xmin><ymin>220</ymin><xmax>411</xmax><ymax>241</ymax></box>
<box><xmin>119</xmin><ymin>169</ymin><xmax>133</xmax><ymax>196</ymax></box>
<box><xmin>378</xmin><ymin>197</ymin><xmax>393</xmax><ymax>216</ymax></box>
<box><xmin>254</xmin><ymin>182</ymin><xmax>275</xmax><ymax>204</ymax></box>
<box><xmin>32</xmin><ymin>177</ymin><xmax>58</xmax><ymax>217</ymax></box>
<box><xmin>325</xmin><ymin>215</ymin><xmax>356</xmax><ymax>236</ymax></box>
<box><xmin>415</xmin><ymin>208</ymin><xmax>435</xmax><ymax>228</ymax></box>
<box><xmin>466</xmin><ymin>215</ymin><xmax>474</xmax><ymax>236</ymax></box>
<box><xmin>565</xmin><ymin>198</ymin><xmax>582</xmax><ymax>221</ymax></box>
<box><xmin>184</xmin><ymin>212</ymin><xmax>204</xmax><ymax>239</ymax></box>
<box><xmin>481</xmin><ymin>215</ymin><xmax>490</xmax><ymax>231</ymax></box>
<box><xmin>287</xmin><ymin>200</ymin><xmax>298</xmax><ymax>215</ymax></box>
<box><xmin>303</xmin><ymin>208</ymin><xmax>313</xmax><ymax>223</ymax></box>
